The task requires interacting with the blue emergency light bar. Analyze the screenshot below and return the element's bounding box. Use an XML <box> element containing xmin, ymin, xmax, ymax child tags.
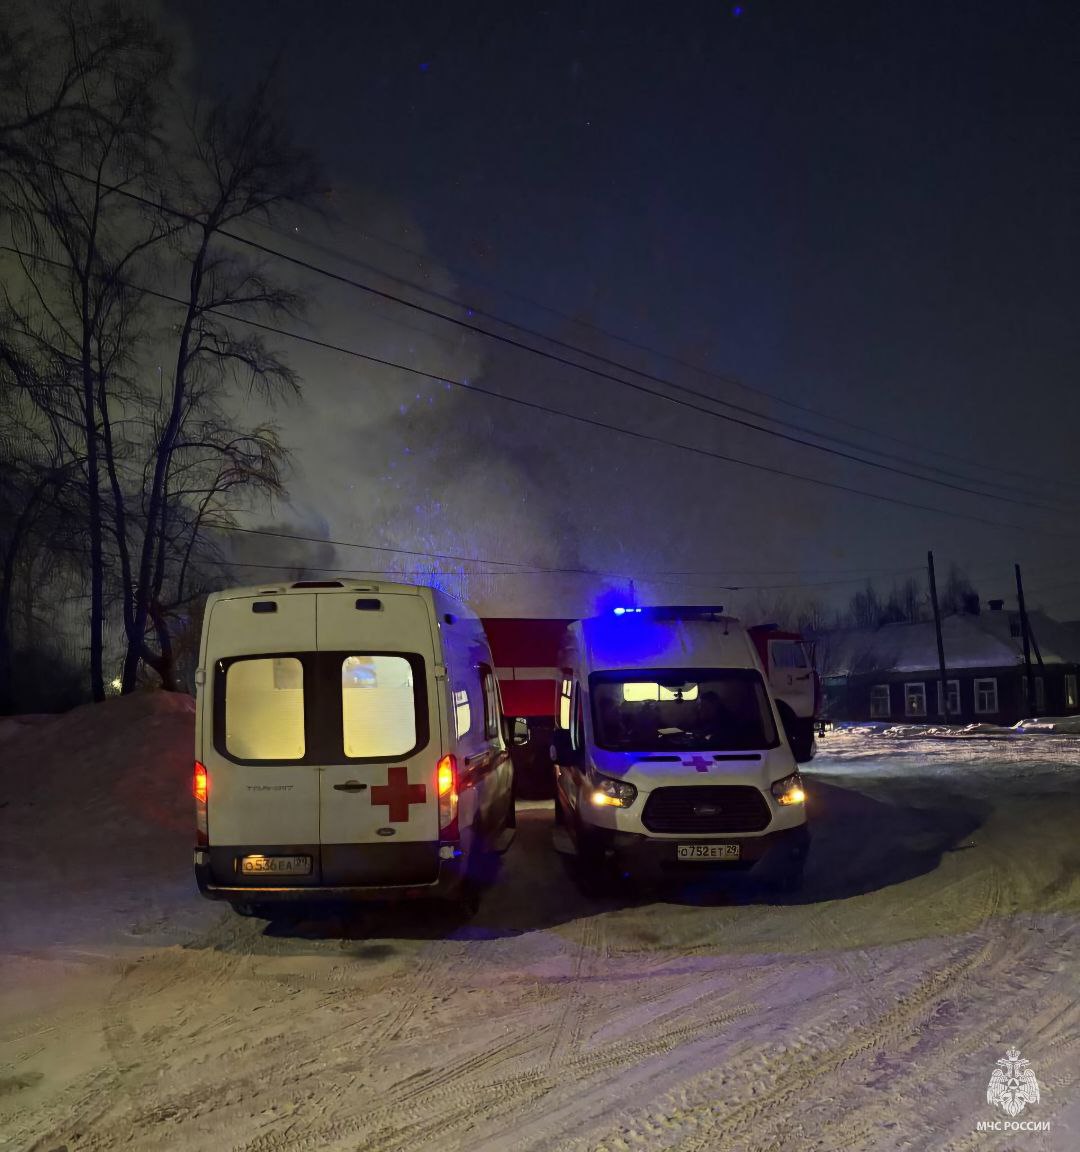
<box><xmin>612</xmin><ymin>605</ymin><xmax>726</xmax><ymax>619</ymax></box>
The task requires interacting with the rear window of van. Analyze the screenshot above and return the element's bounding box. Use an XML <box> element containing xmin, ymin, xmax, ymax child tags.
<box><xmin>214</xmin><ymin>652</ymin><xmax>428</xmax><ymax>764</ymax></box>
<box><xmin>225</xmin><ymin>657</ymin><xmax>305</xmax><ymax>759</ymax></box>
<box><xmin>341</xmin><ymin>655</ymin><xmax>417</xmax><ymax>757</ymax></box>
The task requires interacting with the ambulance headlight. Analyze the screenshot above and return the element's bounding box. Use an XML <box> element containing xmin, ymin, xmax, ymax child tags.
<box><xmin>590</xmin><ymin>777</ymin><xmax>637</xmax><ymax>808</ymax></box>
<box><xmin>770</xmin><ymin>772</ymin><xmax>806</xmax><ymax>806</ymax></box>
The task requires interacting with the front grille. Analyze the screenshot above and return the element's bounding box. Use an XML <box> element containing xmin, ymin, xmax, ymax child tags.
<box><xmin>641</xmin><ymin>786</ymin><xmax>771</xmax><ymax>834</ymax></box>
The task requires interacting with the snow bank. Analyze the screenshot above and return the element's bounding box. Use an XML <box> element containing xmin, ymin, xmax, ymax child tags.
<box><xmin>828</xmin><ymin>718</ymin><xmax>1080</xmax><ymax>740</ymax></box>
<box><xmin>1012</xmin><ymin>714</ymin><xmax>1080</xmax><ymax>734</ymax></box>
<box><xmin>0</xmin><ymin>691</ymin><xmax>195</xmax><ymax>836</ymax></box>
<box><xmin>0</xmin><ymin>713</ymin><xmax>56</xmax><ymax>745</ymax></box>
<box><xmin>0</xmin><ymin>692</ymin><xmax>200</xmax><ymax>952</ymax></box>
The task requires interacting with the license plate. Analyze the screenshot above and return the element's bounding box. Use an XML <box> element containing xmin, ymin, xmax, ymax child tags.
<box><xmin>676</xmin><ymin>843</ymin><xmax>741</xmax><ymax>861</ymax></box>
<box><xmin>240</xmin><ymin>855</ymin><xmax>311</xmax><ymax>876</ymax></box>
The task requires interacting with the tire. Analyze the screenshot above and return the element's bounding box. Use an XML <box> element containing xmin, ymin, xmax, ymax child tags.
<box><xmin>231</xmin><ymin>901</ymin><xmax>276</xmax><ymax>919</ymax></box>
<box><xmin>764</xmin><ymin>856</ymin><xmax>805</xmax><ymax>895</ymax></box>
<box><xmin>572</xmin><ymin>809</ymin><xmax>616</xmax><ymax>896</ymax></box>
<box><xmin>465</xmin><ymin>816</ymin><xmax>500</xmax><ymax>890</ymax></box>
<box><xmin>505</xmin><ymin>780</ymin><xmax>517</xmax><ymax>828</ymax></box>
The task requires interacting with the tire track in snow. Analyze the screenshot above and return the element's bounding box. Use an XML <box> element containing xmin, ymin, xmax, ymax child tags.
<box><xmin>232</xmin><ymin>961</ymin><xmax>761</xmax><ymax>1152</ymax></box>
<box><xmin>545</xmin><ymin>913</ymin><xmax>605</xmax><ymax>1066</ymax></box>
<box><xmin>571</xmin><ymin>867</ymin><xmax>1013</xmax><ymax>1152</ymax></box>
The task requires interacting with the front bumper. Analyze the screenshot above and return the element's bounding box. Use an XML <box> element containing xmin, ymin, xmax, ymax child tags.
<box><xmin>583</xmin><ymin>822</ymin><xmax>810</xmax><ymax>875</ymax></box>
<box><xmin>194</xmin><ymin>842</ymin><xmax>467</xmax><ymax>904</ymax></box>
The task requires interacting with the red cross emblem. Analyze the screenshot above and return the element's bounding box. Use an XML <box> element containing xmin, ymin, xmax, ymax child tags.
<box><xmin>370</xmin><ymin>766</ymin><xmax>427</xmax><ymax>822</ymax></box>
<box><xmin>685</xmin><ymin>755</ymin><xmax>711</xmax><ymax>773</ymax></box>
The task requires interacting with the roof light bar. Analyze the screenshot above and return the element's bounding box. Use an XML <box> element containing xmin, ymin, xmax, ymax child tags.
<box><xmin>612</xmin><ymin>605</ymin><xmax>725</xmax><ymax>619</ymax></box>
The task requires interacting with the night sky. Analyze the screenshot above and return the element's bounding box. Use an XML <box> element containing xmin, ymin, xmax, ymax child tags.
<box><xmin>173</xmin><ymin>0</ymin><xmax>1080</xmax><ymax>618</ymax></box>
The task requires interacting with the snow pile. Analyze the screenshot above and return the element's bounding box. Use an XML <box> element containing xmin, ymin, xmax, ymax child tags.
<box><xmin>1012</xmin><ymin>714</ymin><xmax>1080</xmax><ymax>734</ymax></box>
<box><xmin>828</xmin><ymin>718</ymin><xmax>1080</xmax><ymax>740</ymax></box>
<box><xmin>0</xmin><ymin>712</ymin><xmax>55</xmax><ymax>745</ymax></box>
<box><xmin>0</xmin><ymin>692</ymin><xmax>199</xmax><ymax>952</ymax></box>
<box><xmin>0</xmin><ymin>691</ymin><xmax>195</xmax><ymax>838</ymax></box>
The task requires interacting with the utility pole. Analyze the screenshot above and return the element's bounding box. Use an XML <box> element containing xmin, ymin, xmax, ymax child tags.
<box><xmin>1015</xmin><ymin>563</ymin><xmax>1036</xmax><ymax>714</ymax></box>
<box><xmin>927</xmin><ymin>551</ymin><xmax>950</xmax><ymax>722</ymax></box>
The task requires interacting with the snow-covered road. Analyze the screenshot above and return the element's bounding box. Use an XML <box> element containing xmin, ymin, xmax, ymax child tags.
<box><xmin>2</xmin><ymin>700</ymin><xmax>1078</xmax><ymax>1151</ymax></box>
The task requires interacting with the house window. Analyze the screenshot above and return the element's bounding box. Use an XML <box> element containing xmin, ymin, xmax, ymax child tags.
<box><xmin>904</xmin><ymin>682</ymin><xmax>927</xmax><ymax>718</ymax></box>
<box><xmin>974</xmin><ymin>678</ymin><xmax>998</xmax><ymax>714</ymax></box>
<box><xmin>1021</xmin><ymin>675</ymin><xmax>1046</xmax><ymax>714</ymax></box>
<box><xmin>869</xmin><ymin>684</ymin><xmax>891</xmax><ymax>719</ymax></box>
<box><xmin>935</xmin><ymin>679</ymin><xmax>961</xmax><ymax>717</ymax></box>
<box><xmin>1066</xmin><ymin>674</ymin><xmax>1078</xmax><ymax>710</ymax></box>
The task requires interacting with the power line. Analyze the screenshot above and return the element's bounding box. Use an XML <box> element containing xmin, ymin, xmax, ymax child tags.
<box><xmin>215</xmin><ymin>227</ymin><xmax>1071</xmax><ymax>515</ymax></box>
<box><xmin>222</xmin><ymin>526</ymin><xmax>925</xmax><ymax>586</ymax></box>
<box><xmin>225</xmin><ymin>553</ymin><xmax>1079</xmax><ymax>598</ymax></box>
<box><xmin>269</xmin><ymin>218</ymin><xmax>1071</xmax><ymax>510</ymax></box>
<box><xmin>224</xmin><ymin>556</ymin><xmax>935</xmax><ymax>592</ymax></box>
<box><xmin>21</xmin><ymin>160</ymin><xmax>1075</xmax><ymax>515</ymax></box>
<box><xmin>7</xmin><ymin>240</ymin><xmax>1080</xmax><ymax>542</ymax></box>
<box><xmin>298</xmin><ymin>197</ymin><xmax>1074</xmax><ymax>496</ymax></box>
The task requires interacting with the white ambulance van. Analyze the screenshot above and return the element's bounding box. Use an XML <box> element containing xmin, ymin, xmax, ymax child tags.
<box><xmin>193</xmin><ymin>579</ymin><xmax>518</xmax><ymax>917</ymax></box>
<box><xmin>551</xmin><ymin>606</ymin><xmax>809</xmax><ymax>889</ymax></box>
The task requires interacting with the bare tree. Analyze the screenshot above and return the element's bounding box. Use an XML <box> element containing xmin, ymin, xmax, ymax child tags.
<box><xmin>940</xmin><ymin>564</ymin><xmax>981</xmax><ymax>616</ymax></box>
<box><xmin>1</xmin><ymin>2</ymin><xmax>319</xmax><ymax>702</ymax></box>
<box><xmin>118</xmin><ymin>81</ymin><xmax>319</xmax><ymax>690</ymax></box>
<box><xmin>0</xmin><ymin>0</ymin><xmax>168</xmax><ymax>699</ymax></box>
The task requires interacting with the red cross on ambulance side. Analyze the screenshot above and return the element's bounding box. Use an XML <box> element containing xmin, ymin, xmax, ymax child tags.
<box><xmin>371</xmin><ymin>765</ymin><xmax>427</xmax><ymax>821</ymax></box>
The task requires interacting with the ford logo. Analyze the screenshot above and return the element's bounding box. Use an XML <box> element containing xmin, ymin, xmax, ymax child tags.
<box><xmin>376</xmin><ymin>827</ymin><xmax>396</xmax><ymax>837</ymax></box>
<box><xmin>693</xmin><ymin>804</ymin><xmax>721</xmax><ymax>817</ymax></box>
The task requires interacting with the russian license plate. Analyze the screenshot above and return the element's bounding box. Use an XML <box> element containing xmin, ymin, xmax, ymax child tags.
<box><xmin>240</xmin><ymin>855</ymin><xmax>311</xmax><ymax>876</ymax></box>
<box><xmin>676</xmin><ymin>843</ymin><xmax>741</xmax><ymax>861</ymax></box>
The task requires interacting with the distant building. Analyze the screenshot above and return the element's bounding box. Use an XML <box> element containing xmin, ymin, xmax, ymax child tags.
<box><xmin>818</xmin><ymin>604</ymin><xmax>1080</xmax><ymax>725</ymax></box>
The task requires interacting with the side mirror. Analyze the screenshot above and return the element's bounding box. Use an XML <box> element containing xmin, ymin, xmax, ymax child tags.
<box><xmin>511</xmin><ymin>717</ymin><xmax>529</xmax><ymax>746</ymax></box>
<box><xmin>550</xmin><ymin>727</ymin><xmax>574</xmax><ymax>765</ymax></box>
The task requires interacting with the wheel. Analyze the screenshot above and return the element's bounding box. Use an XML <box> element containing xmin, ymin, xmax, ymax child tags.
<box><xmin>764</xmin><ymin>856</ymin><xmax>805</xmax><ymax>895</ymax></box>
<box><xmin>572</xmin><ymin>809</ymin><xmax>616</xmax><ymax>895</ymax></box>
<box><xmin>231</xmin><ymin>901</ymin><xmax>276</xmax><ymax>919</ymax></box>
<box><xmin>505</xmin><ymin>780</ymin><xmax>517</xmax><ymax>828</ymax></box>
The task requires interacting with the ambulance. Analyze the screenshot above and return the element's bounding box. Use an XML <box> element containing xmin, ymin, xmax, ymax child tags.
<box><xmin>551</xmin><ymin>606</ymin><xmax>809</xmax><ymax>889</ymax></box>
<box><xmin>193</xmin><ymin>580</ymin><xmax>519</xmax><ymax>917</ymax></box>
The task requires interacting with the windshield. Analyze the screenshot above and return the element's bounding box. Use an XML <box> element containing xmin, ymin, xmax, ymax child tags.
<box><xmin>589</xmin><ymin>668</ymin><xmax>779</xmax><ymax>752</ymax></box>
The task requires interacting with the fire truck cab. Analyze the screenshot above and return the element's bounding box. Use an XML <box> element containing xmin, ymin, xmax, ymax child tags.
<box><xmin>747</xmin><ymin>625</ymin><xmax>820</xmax><ymax>762</ymax></box>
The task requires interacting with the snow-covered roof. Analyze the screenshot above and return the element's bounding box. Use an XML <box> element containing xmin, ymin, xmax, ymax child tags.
<box><xmin>819</xmin><ymin>610</ymin><xmax>1080</xmax><ymax>677</ymax></box>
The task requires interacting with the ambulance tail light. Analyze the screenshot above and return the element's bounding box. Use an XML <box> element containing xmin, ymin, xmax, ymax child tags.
<box><xmin>437</xmin><ymin>754</ymin><xmax>459</xmax><ymax>839</ymax></box>
<box><xmin>194</xmin><ymin>761</ymin><xmax>209</xmax><ymax>846</ymax></box>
